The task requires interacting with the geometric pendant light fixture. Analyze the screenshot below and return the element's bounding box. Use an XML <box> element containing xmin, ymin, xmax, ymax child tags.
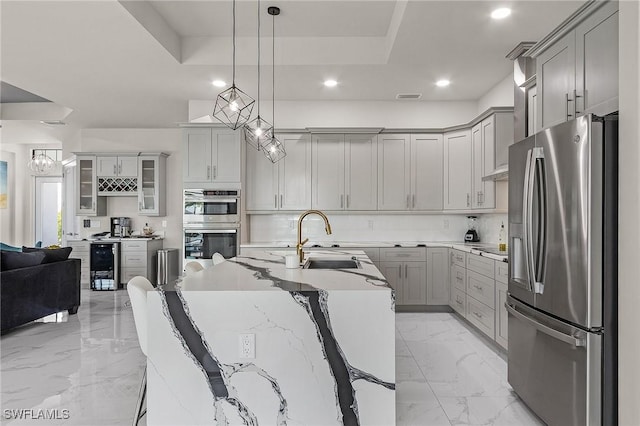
<box><xmin>243</xmin><ymin>0</ymin><xmax>273</xmax><ymax>149</ymax></box>
<box><xmin>212</xmin><ymin>0</ymin><xmax>255</xmax><ymax>130</ymax></box>
<box><xmin>260</xmin><ymin>6</ymin><xmax>286</xmax><ymax>163</ymax></box>
<box><xmin>27</xmin><ymin>152</ymin><xmax>55</xmax><ymax>175</ymax></box>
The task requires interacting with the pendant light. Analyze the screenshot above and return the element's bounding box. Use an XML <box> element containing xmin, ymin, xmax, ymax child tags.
<box><xmin>213</xmin><ymin>0</ymin><xmax>255</xmax><ymax>130</ymax></box>
<box><xmin>243</xmin><ymin>0</ymin><xmax>273</xmax><ymax>149</ymax></box>
<box><xmin>27</xmin><ymin>152</ymin><xmax>55</xmax><ymax>175</ymax></box>
<box><xmin>261</xmin><ymin>6</ymin><xmax>286</xmax><ymax>163</ymax></box>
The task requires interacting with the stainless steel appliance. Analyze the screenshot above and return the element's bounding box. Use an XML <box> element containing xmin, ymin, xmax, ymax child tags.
<box><xmin>183</xmin><ymin>189</ymin><xmax>239</xmax><ymax>224</ymax></box>
<box><xmin>183</xmin><ymin>225</ymin><xmax>239</xmax><ymax>268</ymax></box>
<box><xmin>110</xmin><ymin>217</ymin><xmax>131</xmax><ymax>237</ymax></box>
<box><xmin>90</xmin><ymin>242</ymin><xmax>120</xmax><ymax>291</ymax></box>
<box><xmin>507</xmin><ymin>114</ymin><xmax>617</xmax><ymax>425</ymax></box>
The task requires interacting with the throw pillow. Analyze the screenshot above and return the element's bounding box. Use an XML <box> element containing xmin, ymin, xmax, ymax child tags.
<box><xmin>0</xmin><ymin>250</ymin><xmax>46</xmax><ymax>271</ymax></box>
<box><xmin>22</xmin><ymin>246</ymin><xmax>73</xmax><ymax>264</ymax></box>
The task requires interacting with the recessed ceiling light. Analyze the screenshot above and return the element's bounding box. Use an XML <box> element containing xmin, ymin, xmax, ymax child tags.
<box><xmin>324</xmin><ymin>79</ymin><xmax>338</xmax><ymax>88</ymax></box>
<box><xmin>491</xmin><ymin>7</ymin><xmax>511</xmax><ymax>20</ymax></box>
<box><xmin>212</xmin><ymin>80</ymin><xmax>226</xmax><ymax>87</ymax></box>
<box><xmin>436</xmin><ymin>79</ymin><xmax>450</xmax><ymax>87</ymax></box>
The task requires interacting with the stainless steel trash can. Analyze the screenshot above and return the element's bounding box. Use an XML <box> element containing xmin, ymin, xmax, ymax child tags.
<box><xmin>157</xmin><ymin>248</ymin><xmax>179</xmax><ymax>285</ymax></box>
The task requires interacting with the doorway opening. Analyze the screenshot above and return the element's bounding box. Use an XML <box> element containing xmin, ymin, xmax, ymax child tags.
<box><xmin>35</xmin><ymin>176</ymin><xmax>62</xmax><ymax>247</ymax></box>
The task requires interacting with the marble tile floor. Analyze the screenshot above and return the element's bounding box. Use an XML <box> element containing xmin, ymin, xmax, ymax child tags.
<box><xmin>1</xmin><ymin>290</ymin><xmax>543</xmax><ymax>425</ymax></box>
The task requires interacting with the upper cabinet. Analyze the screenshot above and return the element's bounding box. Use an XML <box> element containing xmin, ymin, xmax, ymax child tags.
<box><xmin>183</xmin><ymin>127</ymin><xmax>241</xmax><ymax>183</ymax></box>
<box><xmin>533</xmin><ymin>1</ymin><xmax>618</xmax><ymax>132</ymax></box>
<box><xmin>471</xmin><ymin>118</ymin><xmax>495</xmax><ymax>209</ymax></box>
<box><xmin>378</xmin><ymin>134</ymin><xmax>443</xmax><ymax>211</ymax></box>
<box><xmin>138</xmin><ymin>154</ymin><xmax>168</xmax><ymax>216</ymax></box>
<box><xmin>312</xmin><ymin>134</ymin><xmax>378</xmax><ymax>211</ymax></box>
<box><xmin>443</xmin><ymin>129</ymin><xmax>472</xmax><ymax>210</ymax></box>
<box><xmin>246</xmin><ymin>133</ymin><xmax>311</xmax><ymax>211</ymax></box>
<box><xmin>76</xmin><ymin>155</ymin><xmax>107</xmax><ymax>216</ymax></box>
<box><xmin>97</xmin><ymin>156</ymin><xmax>138</xmax><ymax>178</ymax></box>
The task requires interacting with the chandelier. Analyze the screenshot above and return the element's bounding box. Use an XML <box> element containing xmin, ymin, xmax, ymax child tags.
<box><xmin>27</xmin><ymin>152</ymin><xmax>55</xmax><ymax>175</ymax></box>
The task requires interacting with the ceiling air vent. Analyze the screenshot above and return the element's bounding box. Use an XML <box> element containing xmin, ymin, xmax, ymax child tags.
<box><xmin>396</xmin><ymin>93</ymin><xmax>422</xmax><ymax>100</ymax></box>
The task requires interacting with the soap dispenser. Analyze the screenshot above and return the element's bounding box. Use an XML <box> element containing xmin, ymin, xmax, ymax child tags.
<box><xmin>498</xmin><ymin>222</ymin><xmax>506</xmax><ymax>252</ymax></box>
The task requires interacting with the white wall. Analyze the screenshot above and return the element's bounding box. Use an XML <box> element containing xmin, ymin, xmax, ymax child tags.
<box><xmin>189</xmin><ymin>99</ymin><xmax>479</xmax><ymax>129</ymax></box>
<box><xmin>618</xmin><ymin>1</ymin><xmax>640</xmax><ymax>423</ymax></box>
<box><xmin>476</xmin><ymin>73</ymin><xmax>514</xmax><ymax>114</ymax></box>
<box><xmin>76</xmin><ymin>128</ymin><xmax>183</xmax><ymax>252</ymax></box>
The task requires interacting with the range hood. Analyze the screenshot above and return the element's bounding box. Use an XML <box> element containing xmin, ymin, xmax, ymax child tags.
<box><xmin>482</xmin><ymin>164</ymin><xmax>508</xmax><ymax>181</ymax></box>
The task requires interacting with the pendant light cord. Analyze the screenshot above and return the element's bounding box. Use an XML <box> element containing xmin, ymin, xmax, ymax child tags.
<box><xmin>272</xmin><ymin>11</ymin><xmax>275</xmax><ymax>128</ymax></box>
<box><xmin>232</xmin><ymin>0</ymin><xmax>236</xmax><ymax>85</ymax></box>
<box><xmin>256</xmin><ymin>0</ymin><xmax>260</xmax><ymax>115</ymax></box>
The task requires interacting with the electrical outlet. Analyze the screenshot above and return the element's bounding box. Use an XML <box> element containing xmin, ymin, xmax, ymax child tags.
<box><xmin>83</xmin><ymin>219</ymin><xmax>91</xmax><ymax>228</ymax></box>
<box><xmin>239</xmin><ymin>333</ymin><xmax>255</xmax><ymax>359</ymax></box>
<box><xmin>90</xmin><ymin>220</ymin><xmax>100</xmax><ymax>228</ymax></box>
<box><xmin>289</xmin><ymin>220</ymin><xmax>295</xmax><ymax>230</ymax></box>
<box><xmin>161</xmin><ymin>220</ymin><xmax>167</xmax><ymax>228</ymax></box>
<box><xmin>368</xmin><ymin>220</ymin><xmax>374</xmax><ymax>230</ymax></box>
<box><xmin>443</xmin><ymin>219</ymin><xmax>449</xmax><ymax>229</ymax></box>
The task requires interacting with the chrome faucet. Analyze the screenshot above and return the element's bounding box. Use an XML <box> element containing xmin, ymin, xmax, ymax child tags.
<box><xmin>296</xmin><ymin>210</ymin><xmax>332</xmax><ymax>263</ymax></box>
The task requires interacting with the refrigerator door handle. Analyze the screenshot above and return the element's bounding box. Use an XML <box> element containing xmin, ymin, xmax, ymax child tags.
<box><xmin>532</xmin><ymin>147</ymin><xmax>546</xmax><ymax>294</ymax></box>
<box><xmin>506</xmin><ymin>303</ymin><xmax>585</xmax><ymax>347</ymax></box>
<box><xmin>522</xmin><ymin>148</ymin><xmax>535</xmax><ymax>291</ymax></box>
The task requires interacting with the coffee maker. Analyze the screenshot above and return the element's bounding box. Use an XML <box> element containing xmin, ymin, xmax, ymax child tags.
<box><xmin>110</xmin><ymin>217</ymin><xmax>131</xmax><ymax>237</ymax></box>
<box><xmin>464</xmin><ymin>216</ymin><xmax>480</xmax><ymax>242</ymax></box>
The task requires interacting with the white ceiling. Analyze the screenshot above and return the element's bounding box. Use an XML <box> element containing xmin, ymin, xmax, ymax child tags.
<box><xmin>0</xmin><ymin>0</ymin><xmax>585</xmax><ymax>130</ymax></box>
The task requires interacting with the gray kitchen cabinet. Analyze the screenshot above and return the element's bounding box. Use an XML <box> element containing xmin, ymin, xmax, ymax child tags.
<box><xmin>377</xmin><ymin>134</ymin><xmax>410</xmax><ymax>210</ymax></box>
<box><xmin>443</xmin><ymin>129</ymin><xmax>472</xmax><ymax>210</ymax></box>
<box><xmin>380</xmin><ymin>247</ymin><xmax>427</xmax><ymax>306</ymax></box>
<box><xmin>533</xmin><ymin>1</ymin><xmax>618</xmax><ymax>132</ymax></box>
<box><xmin>76</xmin><ymin>155</ymin><xmax>106</xmax><ymax>216</ymax></box>
<box><xmin>183</xmin><ymin>127</ymin><xmax>240</xmax><ymax>183</ymax></box>
<box><xmin>426</xmin><ymin>247</ymin><xmax>449</xmax><ymax>305</ymax></box>
<box><xmin>377</xmin><ymin>133</ymin><xmax>443</xmax><ymax>211</ymax></box>
<box><xmin>138</xmin><ymin>154</ymin><xmax>168</xmax><ymax>216</ymax></box>
<box><xmin>121</xmin><ymin>239</ymin><xmax>164</xmax><ymax>285</ymax></box>
<box><xmin>97</xmin><ymin>155</ymin><xmax>138</xmax><ymax>178</ymax></box>
<box><xmin>68</xmin><ymin>240</ymin><xmax>90</xmax><ymax>289</ymax></box>
<box><xmin>246</xmin><ymin>133</ymin><xmax>311</xmax><ymax>211</ymax></box>
<box><xmin>312</xmin><ymin>134</ymin><xmax>377</xmax><ymax>211</ymax></box>
<box><xmin>471</xmin><ymin>118</ymin><xmax>495</xmax><ymax>209</ymax></box>
<box><xmin>495</xmin><ymin>281</ymin><xmax>508</xmax><ymax>349</ymax></box>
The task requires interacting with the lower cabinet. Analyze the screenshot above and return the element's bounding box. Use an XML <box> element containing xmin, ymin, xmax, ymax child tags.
<box><xmin>380</xmin><ymin>247</ymin><xmax>427</xmax><ymax>306</ymax></box>
<box><xmin>426</xmin><ymin>248</ymin><xmax>450</xmax><ymax>305</ymax></box>
<box><xmin>121</xmin><ymin>239</ymin><xmax>164</xmax><ymax>286</ymax></box>
<box><xmin>68</xmin><ymin>241</ymin><xmax>90</xmax><ymax>289</ymax></box>
<box><xmin>449</xmin><ymin>249</ymin><xmax>509</xmax><ymax>349</ymax></box>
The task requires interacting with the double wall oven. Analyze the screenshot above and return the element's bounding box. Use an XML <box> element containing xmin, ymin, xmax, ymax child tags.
<box><xmin>183</xmin><ymin>189</ymin><xmax>240</xmax><ymax>267</ymax></box>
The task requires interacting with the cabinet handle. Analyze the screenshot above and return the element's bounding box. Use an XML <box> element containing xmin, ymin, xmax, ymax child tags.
<box><xmin>280</xmin><ymin>195</ymin><xmax>283</xmax><ymax>208</ymax></box>
<box><xmin>346</xmin><ymin>194</ymin><xmax>350</xmax><ymax>209</ymax></box>
<box><xmin>457</xmin><ymin>272</ymin><xmax>463</xmax><ymax>280</ymax></box>
<box><xmin>113</xmin><ymin>164</ymin><xmax>117</xmax><ymax>175</ymax></box>
<box><xmin>450</xmin><ymin>252</ymin><xmax>454</xmax><ymax>265</ymax></box>
<box><xmin>406</xmin><ymin>195</ymin><xmax>410</xmax><ymax>209</ymax></box>
<box><xmin>119</xmin><ymin>163</ymin><xmax>122</xmax><ymax>174</ymax></box>
<box><xmin>477</xmin><ymin>191</ymin><xmax>481</xmax><ymax>205</ymax></box>
<box><xmin>473</xmin><ymin>311</ymin><xmax>483</xmax><ymax>319</ymax></box>
<box><xmin>213</xmin><ymin>166</ymin><xmax>217</xmax><ymax>179</ymax></box>
<box><xmin>340</xmin><ymin>194</ymin><xmax>344</xmax><ymax>209</ymax></box>
<box><xmin>398</xmin><ymin>267</ymin><xmax>402</xmax><ymax>279</ymax></box>
<box><xmin>412</xmin><ymin>194</ymin><xmax>415</xmax><ymax>208</ymax></box>
<box><xmin>574</xmin><ymin>89</ymin><xmax>582</xmax><ymax>115</ymax></box>
<box><xmin>456</xmin><ymin>297</ymin><xmax>463</xmax><ymax>305</ymax></box>
<box><xmin>275</xmin><ymin>194</ymin><xmax>278</xmax><ymax>209</ymax></box>
<box><xmin>207</xmin><ymin>166</ymin><xmax>211</xmax><ymax>180</ymax></box>
<box><xmin>566</xmin><ymin>93</ymin><xmax>574</xmax><ymax>120</ymax></box>
<box><xmin>466</xmin><ymin>193</ymin><xmax>470</xmax><ymax>207</ymax></box>
<box><xmin>405</xmin><ymin>264</ymin><xmax>408</xmax><ymax>278</ymax></box>
<box><xmin>474</xmin><ymin>285</ymin><xmax>483</xmax><ymax>292</ymax></box>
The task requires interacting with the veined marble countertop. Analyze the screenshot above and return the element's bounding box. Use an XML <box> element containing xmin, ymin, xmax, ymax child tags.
<box><xmin>178</xmin><ymin>249</ymin><xmax>391</xmax><ymax>292</ymax></box>
<box><xmin>67</xmin><ymin>236</ymin><xmax>163</xmax><ymax>242</ymax></box>
<box><xmin>240</xmin><ymin>241</ymin><xmax>509</xmax><ymax>262</ymax></box>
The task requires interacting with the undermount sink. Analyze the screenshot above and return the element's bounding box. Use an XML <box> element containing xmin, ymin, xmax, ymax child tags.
<box><xmin>303</xmin><ymin>258</ymin><xmax>362</xmax><ymax>269</ymax></box>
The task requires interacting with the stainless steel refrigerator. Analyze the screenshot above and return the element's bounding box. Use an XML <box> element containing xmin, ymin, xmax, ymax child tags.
<box><xmin>507</xmin><ymin>114</ymin><xmax>617</xmax><ymax>426</ymax></box>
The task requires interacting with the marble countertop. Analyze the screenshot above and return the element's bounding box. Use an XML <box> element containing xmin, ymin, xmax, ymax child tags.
<box><xmin>241</xmin><ymin>241</ymin><xmax>508</xmax><ymax>262</ymax></box>
<box><xmin>177</xmin><ymin>249</ymin><xmax>391</xmax><ymax>292</ymax></box>
<box><xmin>67</xmin><ymin>236</ymin><xmax>163</xmax><ymax>242</ymax></box>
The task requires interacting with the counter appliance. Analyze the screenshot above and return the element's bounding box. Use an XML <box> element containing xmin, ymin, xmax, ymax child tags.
<box><xmin>507</xmin><ymin>114</ymin><xmax>617</xmax><ymax>425</ymax></box>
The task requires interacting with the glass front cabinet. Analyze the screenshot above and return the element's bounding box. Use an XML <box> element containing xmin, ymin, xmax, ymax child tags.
<box><xmin>76</xmin><ymin>155</ymin><xmax>106</xmax><ymax>216</ymax></box>
<box><xmin>137</xmin><ymin>154</ymin><xmax>168</xmax><ymax>216</ymax></box>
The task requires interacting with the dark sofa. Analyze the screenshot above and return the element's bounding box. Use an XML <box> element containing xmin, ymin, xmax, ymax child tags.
<box><xmin>1</xmin><ymin>258</ymin><xmax>81</xmax><ymax>334</ymax></box>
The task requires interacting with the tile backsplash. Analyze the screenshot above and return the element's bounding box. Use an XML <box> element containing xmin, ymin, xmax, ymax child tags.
<box><xmin>248</xmin><ymin>213</ymin><xmax>508</xmax><ymax>245</ymax></box>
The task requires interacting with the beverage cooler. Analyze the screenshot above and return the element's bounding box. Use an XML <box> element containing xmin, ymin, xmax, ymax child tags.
<box><xmin>90</xmin><ymin>242</ymin><xmax>120</xmax><ymax>290</ymax></box>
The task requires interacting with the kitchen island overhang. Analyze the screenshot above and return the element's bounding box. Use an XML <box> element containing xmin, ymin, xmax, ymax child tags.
<box><xmin>146</xmin><ymin>250</ymin><xmax>396</xmax><ymax>425</ymax></box>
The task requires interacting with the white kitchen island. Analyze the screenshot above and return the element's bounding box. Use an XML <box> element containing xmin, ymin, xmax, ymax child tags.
<box><xmin>146</xmin><ymin>250</ymin><xmax>395</xmax><ymax>426</ymax></box>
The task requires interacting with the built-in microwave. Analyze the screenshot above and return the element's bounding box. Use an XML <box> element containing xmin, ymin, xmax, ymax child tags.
<box><xmin>183</xmin><ymin>189</ymin><xmax>239</xmax><ymax>224</ymax></box>
<box><xmin>183</xmin><ymin>224</ymin><xmax>239</xmax><ymax>268</ymax></box>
